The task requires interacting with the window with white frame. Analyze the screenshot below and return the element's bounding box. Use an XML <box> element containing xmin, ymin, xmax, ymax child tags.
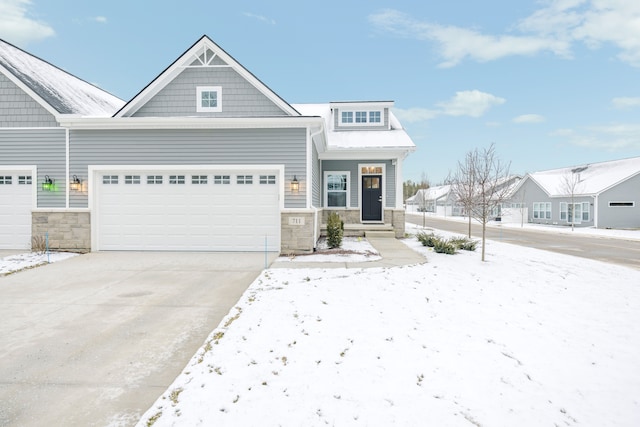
<box><xmin>533</xmin><ymin>202</ymin><xmax>551</xmax><ymax>219</ymax></box>
<box><xmin>147</xmin><ymin>175</ymin><xmax>163</xmax><ymax>184</ymax></box>
<box><xmin>325</xmin><ymin>172</ymin><xmax>349</xmax><ymax>208</ymax></box>
<box><xmin>102</xmin><ymin>175</ymin><xmax>118</xmax><ymax>184</ymax></box>
<box><xmin>196</xmin><ymin>86</ymin><xmax>222</xmax><ymax>112</ymax></box>
<box><xmin>18</xmin><ymin>175</ymin><xmax>32</xmax><ymax>184</ymax></box>
<box><xmin>0</xmin><ymin>176</ymin><xmax>11</xmax><ymax>184</ymax></box>
<box><xmin>609</xmin><ymin>201</ymin><xmax>635</xmax><ymax>207</ymax></box>
<box><xmin>340</xmin><ymin>109</ymin><xmax>383</xmax><ymax>126</ymax></box>
<box><xmin>560</xmin><ymin>202</ymin><xmax>590</xmax><ymax>222</ymax></box>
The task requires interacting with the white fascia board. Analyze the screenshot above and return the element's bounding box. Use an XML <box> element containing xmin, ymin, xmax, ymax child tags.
<box><xmin>329</xmin><ymin>101</ymin><xmax>395</xmax><ymax>109</ymax></box>
<box><xmin>59</xmin><ymin>116</ymin><xmax>324</xmax><ymax>130</ymax></box>
<box><xmin>319</xmin><ymin>148</ymin><xmax>414</xmax><ymax>161</ymax></box>
<box><xmin>0</xmin><ymin>63</ymin><xmax>62</xmax><ymax>121</ymax></box>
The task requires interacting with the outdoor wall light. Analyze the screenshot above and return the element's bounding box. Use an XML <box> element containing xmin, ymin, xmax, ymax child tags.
<box><xmin>70</xmin><ymin>175</ymin><xmax>82</xmax><ymax>191</ymax></box>
<box><xmin>42</xmin><ymin>175</ymin><xmax>55</xmax><ymax>192</ymax></box>
<box><xmin>291</xmin><ymin>175</ymin><xmax>299</xmax><ymax>192</ymax></box>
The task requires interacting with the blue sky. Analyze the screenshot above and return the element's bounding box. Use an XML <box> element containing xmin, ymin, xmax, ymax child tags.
<box><xmin>2</xmin><ymin>0</ymin><xmax>639</xmax><ymax>184</ymax></box>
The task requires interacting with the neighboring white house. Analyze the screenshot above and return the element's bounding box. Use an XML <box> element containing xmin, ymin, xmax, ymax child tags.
<box><xmin>509</xmin><ymin>156</ymin><xmax>640</xmax><ymax>229</ymax></box>
<box><xmin>0</xmin><ymin>35</ymin><xmax>416</xmax><ymax>253</ymax></box>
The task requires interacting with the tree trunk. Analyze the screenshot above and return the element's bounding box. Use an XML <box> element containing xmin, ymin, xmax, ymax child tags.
<box><xmin>467</xmin><ymin>214</ymin><xmax>472</xmax><ymax>238</ymax></box>
<box><xmin>481</xmin><ymin>220</ymin><xmax>486</xmax><ymax>261</ymax></box>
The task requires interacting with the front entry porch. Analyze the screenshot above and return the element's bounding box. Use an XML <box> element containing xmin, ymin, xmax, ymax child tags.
<box><xmin>321</xmin><ymin>208</ymin><xmax>406</xmax><ymax>238</ymax></box>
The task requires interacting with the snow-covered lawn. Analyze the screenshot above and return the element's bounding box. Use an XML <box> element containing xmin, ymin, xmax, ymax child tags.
<box><xmin>276</xmin><ymin>237</ymin><xmax>381</xmax><ymax>263</ymax></box>
<box><xmin>138</xmin><ymin>227</ymin><xmax>640</xmax><ymax>427</ymax></box>
<box><xmin>0</xmin><ymin>251</ymin><xmax>78</xmax><ymax>276</ymax></box>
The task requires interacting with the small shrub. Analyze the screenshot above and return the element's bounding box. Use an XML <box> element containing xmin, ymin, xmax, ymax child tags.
<box><xmin>433</xmin><ymin>239</ymin><xmax>457</xmax><ymax>254</ymax></box>
<box><xmin>448</xmin><ymin>236</ymin><xmax>478</xmax><ymax>251</ymax></box>
<box><xmin>416</xmin><ymin>232</ymin><xmax>441</xmax><ymax>247</ymax></box>
<box><xmin>326</xmin><ymin>212</ymin><xmax>344</xmax><ymax>249</ymax></box>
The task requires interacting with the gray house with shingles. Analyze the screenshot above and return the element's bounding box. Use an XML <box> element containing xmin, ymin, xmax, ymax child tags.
<box><xmin>0</xmin><ymin>35</ymin><xmax>415</xmax><ymax>252</ymax></box>
<box><xmin>509</xmin><ymin>157</ymin><xmax>640</xmax><ymax>229</ymax></box>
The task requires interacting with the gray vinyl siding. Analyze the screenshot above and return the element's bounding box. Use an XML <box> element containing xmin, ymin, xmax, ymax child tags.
<box><xmin>333</xmin><ymin>108</ymin><xmax>389</xmax><ymax>131</ymax></box>
<box><xmin>0</xmin><ymin>128</ymin><xmax>66</xmax><ymax>207</ymax></box>
<box><xmin>132</xmin><ymin>66</ymin><xmax>289</xmax><ymax>118</ymax></box>
<box><xmin>510</xmin><ymin>178</ymin><xmax>553</xmax><ymax>224</ymax></box>
<box><xmin>0</xmin><ymin>74</ymin><xmax>58</xmax><ymax>127</ymax></box>
<box><xmin>321</xmin><ymin>159</ymin><xmax>396</xmax><ymax>208</ymax></box>
<box><xmin>69</xmin><ymin>128</ymin><xmax>306</xmax><ymax>208</ymax></box>
<box><xmin>311</xmin><ymin>143</ymin><xmax>321</xmax><ymax>207</ymax></box>
<box><xmin>598</xmin><ymin>173</ymin><xmax>640</xmax><ymax>228</ymax></box>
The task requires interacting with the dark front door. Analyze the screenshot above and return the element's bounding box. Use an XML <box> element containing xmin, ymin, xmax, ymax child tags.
<box><xmin>362</xmin><ymin>175</ymin><xmax>382</xmax><ymax>221</ymax></box>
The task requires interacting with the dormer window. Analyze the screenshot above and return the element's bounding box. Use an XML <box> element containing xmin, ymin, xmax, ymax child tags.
<box><xmin>196</xmin><ymin>86</ymin><xmax>222</xmax><ymax>112</ymax></box>
<box><xmin>340</xmin><ymin>109</ymin><xmax>383</xmax><ymax>126</ymax></box>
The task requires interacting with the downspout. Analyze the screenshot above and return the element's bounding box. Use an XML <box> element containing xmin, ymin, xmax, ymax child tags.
<box><xmin>308</xmin><ymin>125</ymin><xmax>324</xmax><ymax>247</ymax></box>
<box><xmin>592</xmin><ymin>194</ymin><xmax>598</xmax><ymax>228</ymax></box>
<box><xmin>65</xmin><ymin>127</ymin><xmax>70</xmax><ymax>209</ymax></box>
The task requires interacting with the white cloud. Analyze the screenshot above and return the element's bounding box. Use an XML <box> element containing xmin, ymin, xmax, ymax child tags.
<box><xmin>395</xmin><ymin>90</ymin><xmax>505</xmax><ymax>124</ymax></box>
<box><xmin>513</xmin><ymin>114</ymin><xmax>546</xmax><ymax>123</ymax></box>
<box><xmin>369</xmin><ymin>8</ymin><xmax>570</xmax><ymax>68</ymax></box>
<box><xmin>243</xmin><ymin>12</ymin><xmax>276</xmax><ymax>25</ymax></box>
<box><xmin>437</xmin><ymin>90</ymin><xmax>506</xmax><ymax>118</ymax></box>
<box><xmin>392</xmin><ymin>107</ymin><xmax>438</xmax><ymax>123</ymax></box>
<box><xmin>554</xmin><ymin>124</ymin><xmax>640</xmax><ymax>150</ymax></box>
<box><xmin>93</xmin><ymin>16</ymin><xmax>107</xmax><ymax>24</ymax></box>
<box><xmin>611</xmin><ymin>97</ymin><xmax>640</xmax><ymax>109</ymax></box>
<box><xmin>0</xmin><ymin>0</ymin><xmax>55</xmax><ymax>45</ymax></box>
<box><xmin>370</xmin><ymin>2</ymin><xmax>640</xmax><ymax>68</ymax></box>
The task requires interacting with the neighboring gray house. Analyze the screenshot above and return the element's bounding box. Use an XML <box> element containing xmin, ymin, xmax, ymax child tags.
<box><xmin>406</xmin><ymin>185</ymin><xmax>453</xmax><ymax>215</ymax></box>
<box><xmin>406</xmin><ymin>175</ymin><xmax>521</xmax><ymax>219</ymax></box>
<box><xmin>509</xmin><ymin>157</ymin><xmax>640</xmax><ymax>229</ymax></box>
<box><xmin>0</xmin><ymin>35</ymin><xmax>415</xmax><ymax>253</ymax></box>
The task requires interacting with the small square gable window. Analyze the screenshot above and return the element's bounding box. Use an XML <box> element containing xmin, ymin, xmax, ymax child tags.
<box><xmin>197</xmin><ymin>86</ymin><xmax>222</xmax><ymax>112</ymax></box>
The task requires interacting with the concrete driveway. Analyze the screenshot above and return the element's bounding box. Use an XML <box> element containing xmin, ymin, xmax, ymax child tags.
<box><xmin>0</xmin><ymin>251</ymin><xmax>277</xmax><ymax>427</ymax></box>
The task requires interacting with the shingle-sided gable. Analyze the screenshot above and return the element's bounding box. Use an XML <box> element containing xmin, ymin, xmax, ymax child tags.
<box><xmin>0</xmin><ymin>38</ymin><xmax>124</xmax><ymax>118</ymax></box>
<box><xmin>117</xmin><ymin>35</ymin><xmax>299</xmax><ymax>118</ymax></box>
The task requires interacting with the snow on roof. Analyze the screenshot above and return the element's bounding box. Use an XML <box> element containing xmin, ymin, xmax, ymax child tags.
<box><xmin>529</xmin><ymin>156</ymin><xmax>640</xmax><ymax>196</ymax></box>
<box><xmin>0</xmin><ymin>39</ymin><xmax>124</xmax><ymax>117</ymax></box>
<box><xmin>293</xmin><ymin>103</ymin><xmax>416</xmax><ymax>151</ymax></box>
<box><xmin>415</xmin><ymin>185</ymin><xmax>451</xmax><ymax>202</ymax></box>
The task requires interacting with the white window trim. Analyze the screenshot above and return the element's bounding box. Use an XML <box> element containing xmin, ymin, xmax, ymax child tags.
<box><xmin>339</xmin><ymin>109</ymin><xmax>384</xmax><ymax>127</ymax></box>
<box><xmin>609</xmin><ymin>201</ymin><xmax>635</xmax><ymax>207</ymax></box>
<box><xmin>196</xmin><ymin>86</ymin><xmax>222</xmax><ymax>113</ymax></box>
<box><xmin>324</xmin><ymin>171</ymin><xmax>350</xmax><ymax>208</ymax></box>
<box><xmin>358</xmin><ymin>163</ymin><xmax>386</xmax><ymax>223</ymax></box>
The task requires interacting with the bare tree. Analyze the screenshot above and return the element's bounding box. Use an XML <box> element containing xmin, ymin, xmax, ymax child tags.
<box><xmin>452</xmin><ymin>143</ymin><xmax>511</xmax><ymax>261</ymax></box>
<box><xmin>559</xmin><ymin>168</ymin><xmax>584</xmax><ymax>231</ymax></box>
<box><xmin>448</xmin><ymin>150</ymin><xmax>477</xmax><ymax>238</ymax></box>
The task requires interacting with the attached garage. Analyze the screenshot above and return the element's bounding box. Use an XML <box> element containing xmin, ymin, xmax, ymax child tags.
<box><xmin>92</xmin><ymin>167</ymin><xmax>282</xmax><ymax>252</ymax></box>
<box><xmin>0</xmin><ymin>169</ymin><xmax>34</xmax><ymax>250</ymax></box>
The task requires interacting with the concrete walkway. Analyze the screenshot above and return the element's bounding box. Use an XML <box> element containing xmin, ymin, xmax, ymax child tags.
<box><xmin>271</xmin><ymin>236</ymin><xmax>426</xmax><ymax>269</ymax></box>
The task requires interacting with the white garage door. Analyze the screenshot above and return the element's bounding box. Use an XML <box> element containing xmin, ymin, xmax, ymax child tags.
<box><xmin>95</xmin><ymin>169</ymin><xmax>281</xmax><ymax>251</ymax></box>
<box><xmin>0</xmin><ymin>171</ymin><xmax>33</xmax><ymax>250</ymax></box>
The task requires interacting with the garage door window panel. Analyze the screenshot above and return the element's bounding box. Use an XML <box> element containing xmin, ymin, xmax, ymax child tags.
<box><xmin>0</xmin><ymin>176</ymin><xmax>12</xmax><ymax>185</ymax></box>
<box><xmin>147</xmin><ymin>175</ymin><xmax>163</xmax><ymax>184</ymax></box>
<box><xmin>19</xmin><ymin>176</ymin><xmax>32</xmax><ymax>184</ymax></box>
<box><xmin>192</xmin><ymin>175</ymin><xmax>208</xmax><ymax>184</ymax></box>
<box><xmin>125</xmin><ymin>175</ymin><xmax>141</xmax><ymax>184</ymax></box>
<box><xmin>237</xmin><ymin>175</ymin><xmax>253</xmax><ymax>184</ymax></box>
<box><xmin>103</xmin><ymin>175</ymin><xmax>118</xmax><ymax>184</ymax></box>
